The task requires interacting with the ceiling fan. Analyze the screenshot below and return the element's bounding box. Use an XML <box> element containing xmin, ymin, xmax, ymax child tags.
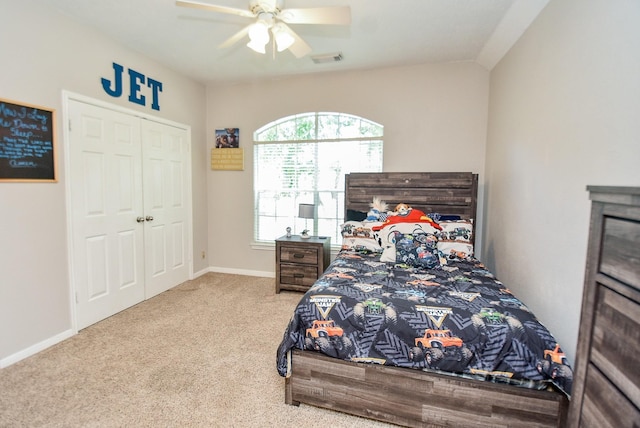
<box><xmin>176</xmin><ymin>0</ymin><xmax>351</xmax><ymax>58</ymax></box>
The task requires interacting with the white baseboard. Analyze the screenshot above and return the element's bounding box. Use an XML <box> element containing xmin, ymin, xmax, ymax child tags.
<box><xmin>1</xmin><ymin>328</ymin><xmax>75</xmax><ymax>368</ymax></box>
<box><xmin>207</xmin><ymin>266</ymin><xmax>274</xmax><ymax>278</ymax></box>
<box><xmin>191</xmin><ymin>267</ymin><xmax>212</xmax><ymax>279</ymax></box>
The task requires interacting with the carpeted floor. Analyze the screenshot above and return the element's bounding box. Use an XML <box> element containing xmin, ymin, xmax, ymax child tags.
<box><xmin>0</xmin><ymin>273</ymin><xmax>393</xmax><ymax>427</ymax></box>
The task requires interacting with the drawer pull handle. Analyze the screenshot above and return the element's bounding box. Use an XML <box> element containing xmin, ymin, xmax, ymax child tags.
<box><xmin>294</xmin><ymin>273</ymin><xmax>304</xmax><ymax>278</ymax></box>
<box><xmin>293</xmin><ymin>253</ymin><xmax>305</xmax><ymax>259</ymax></box>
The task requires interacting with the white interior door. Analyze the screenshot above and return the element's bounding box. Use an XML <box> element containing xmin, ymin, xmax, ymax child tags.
<box><xmin>69</xmin><ymin>100</ymin><xmax>145</xmax><ymax>329</ymax></box>
<box><xmin>68</xmin><ymin>97</ymin><xmax>191</xmax><ymax>329</ymax></box>
<box><xmin>141</xmin><ymin>119</ymin><xmax>190</xmax><ymax>298</ymax></box>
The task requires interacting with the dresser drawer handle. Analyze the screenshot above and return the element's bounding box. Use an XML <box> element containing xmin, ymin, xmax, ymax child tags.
<box><xmin>293</xmin><ymin>273</ymin><xmax>304</xmax><ymax>278</ymax></box>
<box><xmin>293</xmin><ymin>253</ymin><xmax>305</xmax><ymax>259</ymax></box>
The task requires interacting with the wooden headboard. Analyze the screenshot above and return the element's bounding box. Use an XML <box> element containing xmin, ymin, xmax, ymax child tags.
<box><xmin>345</xmin><ymin>172</ymin><xmax>478</xmax><ymax>221</ymax></box>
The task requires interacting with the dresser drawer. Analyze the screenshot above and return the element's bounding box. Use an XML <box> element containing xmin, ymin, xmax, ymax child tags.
<box><xmin>279</xmin><ymin>263</ymin><xmax>319</xmax><ymax>287</ymax></box>
<box><xmin>279</xmin><ymin>245</ymin><xmax>319</xmax><ymax>265</ymax></box>
<box><xmin>600</xmin><ymin>216</ymin><xmax>640</xmax><ymax>290</ymax></box>
<box><xmin>591</xmin><ymin>285</ymin><xmax>640</xmax><ymax>405</ymax></box>
<box><xmin>580</xmin><ymin>363</ymin><xmax>639</xmax><ymax>427</ymax></box>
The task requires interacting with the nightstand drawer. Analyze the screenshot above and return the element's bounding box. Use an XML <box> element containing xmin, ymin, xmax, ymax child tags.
<box><xmin>279</xmin><ymin>263</ymin><xmax>319</xmax><ymax>287</ymax></box>
<box><xmin>279</xmin><ymin>245</ymin><xmax>319</xmax><ymax>265</ymax></box>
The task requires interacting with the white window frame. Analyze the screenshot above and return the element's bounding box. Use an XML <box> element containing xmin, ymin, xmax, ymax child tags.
<box><xmin>253</xmin><ymin>112</ymin><xmax>383</xmax><ymax>246</ymax></box>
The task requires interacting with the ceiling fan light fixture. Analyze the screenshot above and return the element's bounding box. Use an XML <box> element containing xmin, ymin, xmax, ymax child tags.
<box><xmin>248</xmin><ymin>21</ymin><xmax>270</xmax><ymax>44</ymax></box>
<box><xmin>176</xmin><ymin>0</ymin><xmax>352</xmax><ymax>59</ymax></box>
<box><xmin>247</xmin><ymin>20</ymin><xmax>270</xmax><ymax>53</ymax></box>
<box><xmin>247</xmin><ymin>38</ymin><xmax>267</xmax><ymax>54</ymax></box>
<box><xmin>272</xmin><ymin>24</ymin><xmax>294</xmax><ymax>52</ymax></box>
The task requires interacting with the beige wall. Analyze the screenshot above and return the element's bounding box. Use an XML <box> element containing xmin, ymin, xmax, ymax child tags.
<box><xmin>206</xmin><ymin>62</ymin><xmax>490</xmax><ymax>275</ymax></box>
<box><xmin>485</xmin><ymin>0</ymin><xmax>640</xmax><ymax>365</ymax></box>
<box><xmin>0</xmin><ymin>0</ymin><xmax>208</xmax><ymax>364</ymax></box>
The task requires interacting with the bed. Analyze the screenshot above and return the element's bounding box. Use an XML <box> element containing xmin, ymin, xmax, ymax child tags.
<box><xmin>276</xmin><ymin>172</ymin><xmax>571</xmax><ymax>427</ymax></box>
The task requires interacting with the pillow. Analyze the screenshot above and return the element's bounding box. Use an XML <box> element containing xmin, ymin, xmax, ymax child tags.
<box><xmin>393</xmin><ymin>231</ymin><xmax>441</xmax><ymax>269</ymax></box>
<box><xmin>438</xmin><ymin>242</ymin><xmax>474</xmax><ymax>261</ymax></box>
<box><xmin>346</xmin><ymin>209</ymin><xmax>367</xmax><ymax>222</ymax></box>
<box><xmin>340</xmin><ymin>221</ymin><xmax>384</xmax><ymax>252</ymax></box>
<box><xmin>436</xmin><ymin>220</ymin><xmax>474</xmax><ymax>260</ymax></box>
<box><xmin>428</xmin><ymin>213</ymin><xmax>462</xmax><ymax>222</ymax></box>
<box><xmin>378</xmin><ymin>222</ymin><xmax>441</xmax><ymax>262</ymax></box>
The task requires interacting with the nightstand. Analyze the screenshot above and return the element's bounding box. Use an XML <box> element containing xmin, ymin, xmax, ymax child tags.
<box><xmin>275</xmin><ymin>235</ymin><xmax>331</xmax><ymax>293</ymax></box>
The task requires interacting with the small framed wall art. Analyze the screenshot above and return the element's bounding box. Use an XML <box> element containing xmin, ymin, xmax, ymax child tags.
<box><xmin>215</xmin><ymin>128</ymin><xmax>239</xmax><ymax>148</ymax></box>
<box><xmin>212</xmin><ymin>127</ymin><xmax>243</xmax><ymax>170</ymax></box>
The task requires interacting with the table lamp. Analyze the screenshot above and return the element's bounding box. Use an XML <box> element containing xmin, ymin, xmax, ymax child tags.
<box><xmin>298</xmin><ymin>203</ymin><xmax>315</xmax><ymax>238</ymax></box>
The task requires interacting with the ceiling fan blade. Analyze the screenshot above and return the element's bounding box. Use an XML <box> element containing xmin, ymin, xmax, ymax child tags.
<box><xmin>175</xmin><ymin>0</ymin><xmax>254</xmax><ymax>19</ymax></box>
<box><xmin>279</xmin><ymin>24</ymin><xmax>312</xmax><ymax>58</ymax></box>
<box><xmin>218</xmin><ymin>25</ymin><xmax>251</xmax><ymax>49</ymax></box>
<box><xmin>279</xmin><ymin>6</ymin><xmax>351</xmax><ymax>25</ymax></box>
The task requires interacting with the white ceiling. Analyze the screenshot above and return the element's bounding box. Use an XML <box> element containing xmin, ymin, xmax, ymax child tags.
<box><xmin>35</xmin><ymin>0</ymin><xmax>548</xmax><ymax>85</ymax></box>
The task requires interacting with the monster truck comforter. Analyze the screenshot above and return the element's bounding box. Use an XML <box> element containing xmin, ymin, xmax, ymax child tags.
<box><xmin>276</xmin><ymin>251</ymin><xmax>573</xmax><ymax>397</ymax></box>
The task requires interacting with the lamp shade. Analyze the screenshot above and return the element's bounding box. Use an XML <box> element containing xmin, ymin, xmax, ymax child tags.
<box><xmin>298</xmin><ymin>203</ymin><xmax>315</xmax><ymax>219</ymax></box>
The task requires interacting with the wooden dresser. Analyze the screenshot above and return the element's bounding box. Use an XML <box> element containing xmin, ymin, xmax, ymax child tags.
<box><xmin>568</xmin><ymin>186</ymin><xmax>640</xmax><ymax>427</ymax></box>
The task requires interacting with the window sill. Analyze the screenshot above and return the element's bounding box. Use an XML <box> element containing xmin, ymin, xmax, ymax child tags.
<box><xmin>251</xmin><ymin>241</ymin><xmax>275</xmax><ymax>251</ymax></box>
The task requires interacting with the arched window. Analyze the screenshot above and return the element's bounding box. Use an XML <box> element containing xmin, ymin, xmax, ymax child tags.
<box><xmin>254</xmin><ymin>112</ymin><xmax>383</xmax><ymax>244</ymax></box>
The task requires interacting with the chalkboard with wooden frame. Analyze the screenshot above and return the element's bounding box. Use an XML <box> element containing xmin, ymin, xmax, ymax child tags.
<box><xmin>0</xmin><ymin>98</ymin><xmax>56</xmax><ymax>182</ymax></box>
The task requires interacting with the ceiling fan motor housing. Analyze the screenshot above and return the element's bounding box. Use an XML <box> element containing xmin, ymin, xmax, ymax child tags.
<box><xmin>256</xmin><ymin>12</ymin><xmax>275</xmax><ymax>28</ymax></box>
<box><xmin>250</xmin><ymin>0</ymin><xmax>283</xmax><ymax>15</ymax></box>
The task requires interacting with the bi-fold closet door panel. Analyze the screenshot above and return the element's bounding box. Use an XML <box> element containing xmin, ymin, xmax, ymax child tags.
<box><xmin>69</xmin><ymin>100</ymin><xmax>189</xmax><ymax>330</ymax></box>
<box><xmin>140</xmin><ymin>119</ymin><xmax>189</xmax><ymax>299</ymax></box>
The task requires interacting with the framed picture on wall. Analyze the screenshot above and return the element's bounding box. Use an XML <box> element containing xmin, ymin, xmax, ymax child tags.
<box><xmin>215</xmin><ymin>128</ymin><xmax>239</xmax><ymax>148</ymax></box>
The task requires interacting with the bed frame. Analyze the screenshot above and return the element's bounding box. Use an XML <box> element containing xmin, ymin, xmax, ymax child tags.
<box><xmin>284</xmin><ymin>172</ymin><xmax>569</xmax><ymax>427</ymax></box>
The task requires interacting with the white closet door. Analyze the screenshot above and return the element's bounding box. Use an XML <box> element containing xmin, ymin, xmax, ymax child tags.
<box><xmin>68</xmin><ymin>98</ymin><xmax>191</xmax><ymax>330</ymax></box>
<box><xmin>141</xmin><ymin>119</ymin><xmax>190</xmax><ymax>298</ymax></box>
<box><xmin>69</xmin><ymin>100</ymin><xmax>145</xmax><ymax>329</ymax></box>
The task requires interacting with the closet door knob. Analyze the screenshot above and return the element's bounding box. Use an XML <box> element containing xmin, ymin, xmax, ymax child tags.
<box><xmin>136</xmin><ymin>217</ymin><xmax>145</xmax><ymax>223</ymax></box>
<box><xmin>145</xmin><ymin>216</ymin><xmax>154</xmax><ymax>222</ymax></box>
